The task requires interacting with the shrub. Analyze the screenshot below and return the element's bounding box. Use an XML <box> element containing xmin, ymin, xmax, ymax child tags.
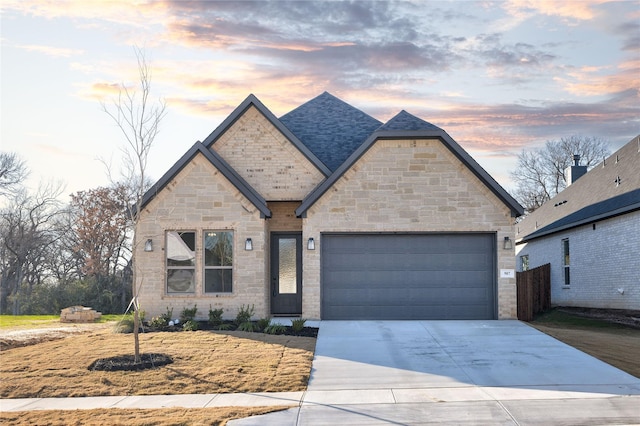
<box><xmin>237</xmin><ymin>321</ymin><xmax>258</xmax><ymax>332</ymax></box>
<box><xmin>180</xmin><ymin>305</ymin><xmax>198</xmax><ymax>322</ymax></box>
<box><xmin>257</xmin><ymin>318</ymin><xmax>271</xmax><ymax>331</ymax></box>
<box><xmin>208</xmin><ymin>307</ymin><xmax>224</xmax><ymax>326</ymax></box>
<box><xmin>148</xmin><ymin>307</ymin><xmax>173</xmax><ymax>330</ymax></box>
<box><xmin>291</xmin><ymin>318</ymin><xmax>306</xmax><ymax>333</ymax></box>
<box><xmin>182</xmin><ymin>319</ymin><xmax>199</xmax><ymax>331</ymax></box>
<box><xmin>235</xmin><ymin>304</ymin><xmax>255</xmax><ymax>325</ymax></box>
<box><xmin>264</xmin><ymin>323</ymin><xmax>286</xmax><ymax>335</ymax></box>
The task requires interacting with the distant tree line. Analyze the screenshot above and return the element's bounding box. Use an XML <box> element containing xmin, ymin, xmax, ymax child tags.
<box><xmin>0</xmin><ymin>152</ymin><xmax>133</xmax><ymax>315</ymax></box>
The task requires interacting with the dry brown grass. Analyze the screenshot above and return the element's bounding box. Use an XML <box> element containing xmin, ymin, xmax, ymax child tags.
<box><xmin>530</xmin><ymin>310</ymin><xmax>640</xmax><ymax>378</ymax></box>
<box><xmin>0</xmin><ymin>328</ymin><xmax>316</xmax><ymax>398</ymax></box>
<box><xmin>0</xmin><ymin>406</ymin><xmax>291</xmax><ymax>426</ymax></box>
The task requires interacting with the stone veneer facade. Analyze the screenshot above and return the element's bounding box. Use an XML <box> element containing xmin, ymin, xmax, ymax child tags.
<box><xmin>301</xmin><ymin>139</ymin><xmax>517</xmax><ymax>319</ymax></box>
<box><xmin>135</xmin><ymin>103</ymin><xmax>518</xmax><ymax>321</ymax></box>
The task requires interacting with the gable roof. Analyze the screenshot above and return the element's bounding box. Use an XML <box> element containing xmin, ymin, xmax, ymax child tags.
<box><xmin>139</xmin><ymin>142</ymin><xmax>271</xmax><ymax>218</ymax></box>
<box><xmin>202</xmin><ymin>94</ymin><xmax>331</xmax><ymax>177</ymax></box>
<box><xmin>518</xmin><ymin>136</ymin><xmax>640</xmax><ymax>242</ymax></box>
<box><xmin>296</xmin><ymin>110</ymin><xmax>524</xmax><ymax>218</ymax></box>
<box><xmin>377</xmin><ymin>110</ymin><xmax>442</xmax><ymax>132</ymax></box>
<box><xmin>279</xmin><ymin>92</ymin><xmax>383</xmax><ymax>172</ymax></box>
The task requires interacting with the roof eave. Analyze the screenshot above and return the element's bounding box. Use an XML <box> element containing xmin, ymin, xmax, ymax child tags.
<box><xmin>296</xmin><ymin>128</ymin><xmax>524</xmax><ymax>218</ymax></box>
<box><xmin>139</xmin><ymin>142</ymin><xmax>271</xmax><ymax>218</ymax></box>
<box><xmin>519</xmin><ymin>202</ymin><xmax>640</xmax><ymax>243</ymax></box>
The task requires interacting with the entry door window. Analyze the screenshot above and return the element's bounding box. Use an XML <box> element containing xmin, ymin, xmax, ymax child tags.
<box><xmin>278</xmin><ymin>238</ymin><xmax>297</xmax><ymax>294</ymax></box>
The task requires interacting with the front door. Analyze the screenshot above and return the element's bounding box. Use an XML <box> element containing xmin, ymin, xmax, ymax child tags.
<box><xmin>270</xmin><ymin>233</ymin><xmax>302</xmax><ymax>315</ymax></box>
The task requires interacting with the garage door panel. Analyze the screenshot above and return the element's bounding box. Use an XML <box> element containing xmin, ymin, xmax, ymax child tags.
<box><xmin>322</xmin><ymin>233</ymin><xmax>496</xmax><ymax>320</ymax></box>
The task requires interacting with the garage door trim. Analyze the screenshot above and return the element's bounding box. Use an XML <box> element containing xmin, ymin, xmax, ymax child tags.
<box><xmin>320</xmin><ymin>231</ymin><xmax>498</xmax><ymax>319</ymax></box>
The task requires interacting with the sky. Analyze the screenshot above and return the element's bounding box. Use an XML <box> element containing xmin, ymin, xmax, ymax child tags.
<box><xmin>1</xmin><ymin>0</ymin><xmax>639</xmax><ymax>201</ymax></box>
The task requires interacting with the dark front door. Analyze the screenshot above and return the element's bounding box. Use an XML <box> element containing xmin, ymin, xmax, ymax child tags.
<box><xmin>271</xmin><ymin>233</ymin><xmax>302</xmax><ymax>315</ymax></box>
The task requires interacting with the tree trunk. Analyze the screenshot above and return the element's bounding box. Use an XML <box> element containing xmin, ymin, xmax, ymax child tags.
<box><xmin>133</xmin><ymin>306</ymin><xmax>140</xmax><ymax>363</ymax></box>
<box><xmin>12</xmin><ymin>264</ymin><xmax>23</xmax><ymax>315</ymax></box>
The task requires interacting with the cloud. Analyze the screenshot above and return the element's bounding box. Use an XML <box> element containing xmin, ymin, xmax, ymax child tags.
<box><xmin>556</xmin><ymin>59</ymin><xmax>640</xmax><ymax>98</ymax></box>
<box><xmin>17</xmin><ymin>44</ymin><xmax>84</xmax><ymax>57</ymax></box>
<box><xmin>500</xmin><ymin>0</ymin><xmax>602</xmax><ymax>28</ymax></box>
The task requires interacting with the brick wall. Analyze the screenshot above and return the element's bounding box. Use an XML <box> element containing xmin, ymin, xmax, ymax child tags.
<box><xmin>515</xmin><ymin>211</ymin><xmax>639</xmax><ymax>310</ymax></box>
<box><xmin>212</xmin><ymin>106</ymin><xmax>325</xmax><ymax>200</ymax></box>
<box><xmin>302</xmin><ymin>139</ymin><xmax>517</xmax><ymax>319</ymax></box>
<box><xmin>135</xmin><ymin>153</ymin><xmax>269</xmax><ymax>321</ymax></box>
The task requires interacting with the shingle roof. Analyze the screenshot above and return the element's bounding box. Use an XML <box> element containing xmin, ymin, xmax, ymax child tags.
<box><xmin>280</xmin><ymin>92</ymin><xmax>382</xmax><ymax>172</ymax></box>
<box><xmin>378</xmin><ymin>110</ymin><xmax>441</xmax><ymax>132</ymax></box>
<box><xmin>518</xmin><ymin>136</ymin><xmax>640</xmax><ymax>242</ymax></box>
<box><xmin>525</xmin><ymin>188</ymin><xmax>640</xmax><ymax>240</ymax></box>
<box><xmin>202</xmin><ymin>94</ymin><xmax>331</xmax><ymax>177</ymax></box>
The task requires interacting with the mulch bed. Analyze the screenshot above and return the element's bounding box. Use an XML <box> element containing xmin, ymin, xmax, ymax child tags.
<box><xmin>88</xmin><ymin>353</ymin><xmax>173</xmax><ymax>371</ymax></box>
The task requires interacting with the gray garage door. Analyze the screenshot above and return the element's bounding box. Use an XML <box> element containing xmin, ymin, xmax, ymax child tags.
<box><xmin>321</xmin><ymin>233</ymin><xmax>496</xmax><ymax>320</ymax></box>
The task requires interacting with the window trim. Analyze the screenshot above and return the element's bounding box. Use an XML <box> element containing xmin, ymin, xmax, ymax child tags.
<box><xmin>166</xmin><ymin>230</ymin><xmax>196</xmax><ymax>294</ymax></box>
<box><xmin>203</xmin><ymin>230</ymin><xmax>234</xmax><ymax>294</ymax></box>
<box><xmin>562</xmin><ymin>238</ymin><xmax>570</xmax><ymax>286</ymax></box>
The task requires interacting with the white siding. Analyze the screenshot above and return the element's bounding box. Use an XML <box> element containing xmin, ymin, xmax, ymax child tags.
<box><xmin>516</xmin><ymin>211</ymin><xmax>640</xmax><ymax>310</ymax></box>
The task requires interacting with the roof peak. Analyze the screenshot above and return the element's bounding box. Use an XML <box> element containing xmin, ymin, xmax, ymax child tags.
<box><xmin>378</xmin><ymin>110</ymin><xmax>441</xmax><ymax>132</ymax></box>
<box><xmin>280</xmin><ymin>92</ymin><xmax>382</xmax><ymax>171</ymax></box>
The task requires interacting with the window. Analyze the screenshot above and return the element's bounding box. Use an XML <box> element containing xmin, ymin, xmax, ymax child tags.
<box><xmin>521</xmin><ymin>255</ymin><xmax>529</xmax><ymax>271</ymax></box>
<box><xmin>562</xmin><ymin>238</ymin><xmax>570</xmax><ymax>286</ymax></box>
<box><xmin>204</xmin><ymin>231</ymin><xmax>233</xmax><ymax>293</ymax></box>
<box><xmin>166</xmin><ymin>231</ymin><xmax>196</xmax><ymax>293</ymax></box>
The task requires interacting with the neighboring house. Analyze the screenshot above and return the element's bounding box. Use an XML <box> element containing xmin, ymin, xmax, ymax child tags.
<box><xmin>515</xmin><ymin>136</ymin><xmax>640</xmax><ymax>310</ymax></box>
<box><xmin>136</xmin><ymin>92</ymin><xmax>523</xmax><ymax>321</ymax></box>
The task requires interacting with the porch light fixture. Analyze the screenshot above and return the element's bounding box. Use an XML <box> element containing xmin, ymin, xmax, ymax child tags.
<box><xmin>144</xmin><ymin>239</ymin><xmax>153</xmax><ymax>252</ymax></box>
<box><xmin>503</xmin><ymin>236</ymin><xmax>513</xmax><ymax>250</ymax></box>
<box><xmin>307</xmin><ymin>237</ymin><xmax>315</xmax><ymax>250</ymax></box>
<box><xmin>245</xmin><ymin>238</ymin><xmax>253</xmax><ymax>251</ymax></box>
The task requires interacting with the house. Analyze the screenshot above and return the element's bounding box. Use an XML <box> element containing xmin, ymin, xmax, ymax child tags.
<box><xmin>135</xmin><ymin>92</ymin><xmax>523</xmax><ymax>321</ymax></box>
<box><xmin>515</xmin><ymin>136</ymin><xmax>640</xmax><ymax>310</ymax></box>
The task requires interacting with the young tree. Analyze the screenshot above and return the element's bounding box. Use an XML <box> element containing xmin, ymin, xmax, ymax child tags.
<box><xmin>510</xmin><ymin>136</ymin><xmax>610</xmax><ymax>213</ymax></box>
<box><xmin>101</xmin><ymin>47</ymin><xmax>166</xmax><ymax>362</ymax></box>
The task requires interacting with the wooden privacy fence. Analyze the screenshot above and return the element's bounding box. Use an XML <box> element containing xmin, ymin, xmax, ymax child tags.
<box><xmin>516</xmin><ymin>263</ymin><xmax>551</xmax><ymax>322</ymax></box>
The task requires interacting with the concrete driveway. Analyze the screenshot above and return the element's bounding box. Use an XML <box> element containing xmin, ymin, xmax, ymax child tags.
<box><xmin>231</xmin><ymin>320</ymin><xmax>640</xmax><ymax>425</ymax></box>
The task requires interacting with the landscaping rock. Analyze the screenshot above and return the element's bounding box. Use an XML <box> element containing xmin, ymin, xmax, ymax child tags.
<box><xmin>60</xmin><ymin>306</ymin><xmax>102</xmax><ymax>323</ymax></box>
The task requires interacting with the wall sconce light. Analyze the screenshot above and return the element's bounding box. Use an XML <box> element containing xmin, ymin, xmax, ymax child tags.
<box><xmin>307</xmin><ymin>237</ymin><xmax>315</xmax><ymax>250</ymax></box>
<box><xmin>245</xmin><ymin>238</ymin><xmax>253</xmax><ymax>251</ymax></box>
<box><xmin>503</xmin><ymin>236</ymin><xmax>513</xmax><ymax>250</ymax></box>
<box><xmin>144</xmin><ymin>239</ymin><xmax>153</xmax><ymax>252</ymax></box>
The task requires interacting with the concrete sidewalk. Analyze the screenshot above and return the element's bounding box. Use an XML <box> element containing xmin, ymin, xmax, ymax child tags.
<box><xmin>0</xmin><ymin>392</ymin><xmax>304</xmax><ymax>412</ymax></box>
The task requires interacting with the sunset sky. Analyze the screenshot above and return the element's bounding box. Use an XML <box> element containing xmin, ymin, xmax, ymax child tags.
<box><xmin>2</xmin><ymin>0</ymin><xmax>639</xmax><ymax>199</ymax></box>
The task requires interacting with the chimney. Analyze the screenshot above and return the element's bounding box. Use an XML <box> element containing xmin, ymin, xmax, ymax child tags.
<box><xmin>565</xmin><ymin>154</ymin><xmax>587</xmax><ymax>185</ymax></box>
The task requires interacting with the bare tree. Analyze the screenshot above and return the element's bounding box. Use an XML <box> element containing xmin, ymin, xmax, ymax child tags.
<box><xmin>0</xmin><ymin>152</ymin><xmax>29</xmax><ymax>199</ymax></box>
<box><xmin>101</xmin><ymin>46</ymin><xmax>167</xmax><ymax>363</ymax></box>
<box><xmin>510</xmin><ymin>136</ymin><xmax>610</xmax><ymax>213</ymax></box>
<box><xmin>0</xmin><ymin>182</ymin><xmax>66</xmax><ymax>314</ymax></box>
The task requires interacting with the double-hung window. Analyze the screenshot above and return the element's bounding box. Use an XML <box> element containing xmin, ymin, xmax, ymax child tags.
<box><xmin>204</xmin><ymin>231</ymin><xmax>233</xmax><ymax>293</ymax></box>
<box><xmin>166</xmin><ymin>231</ymin><xmax>196</xmax><ymax>293</ymax></box>
<box><xmin>562</xmin><ymin>238</ymin><xmax>570</xmax><ymax>286</ymax></box>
